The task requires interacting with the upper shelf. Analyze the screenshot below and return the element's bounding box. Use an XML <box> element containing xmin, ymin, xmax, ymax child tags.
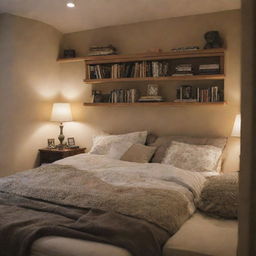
<box><xmin>57</xmin><ymin>48</ymin><xmax>225</xmax><ymax>64</ymax></box>
<box><xmin>84</xmin><ymin>74</ymin><xmax>225</xmax><ymax>84</ymax></box>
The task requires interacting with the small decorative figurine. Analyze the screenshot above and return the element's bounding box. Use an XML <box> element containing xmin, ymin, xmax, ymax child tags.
<box><xmin>63</xmin><ymin>49</ymin><xmax>76</xmax><ymax>58</ymax></box>
<box><xmin>204</xmin><ymin>31</ymin><xmax>223</xmax><ymax>49</ymax></box>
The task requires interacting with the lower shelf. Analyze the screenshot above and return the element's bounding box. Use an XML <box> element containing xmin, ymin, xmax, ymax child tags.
<box><xmin>83</xmin><ymin>102</ymin><xmax>227</xmax><ymax>107</ymax></box>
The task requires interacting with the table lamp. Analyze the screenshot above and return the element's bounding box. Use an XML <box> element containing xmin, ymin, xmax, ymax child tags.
<box><xmin>231</xmin><ymin>114</ymin><xmax>241</xmax><ymax>137</ymax></box>
<box><xmin>51</xmin><ymin>103</ymin><xmax>72</xmax><ymax>148</ymax></box>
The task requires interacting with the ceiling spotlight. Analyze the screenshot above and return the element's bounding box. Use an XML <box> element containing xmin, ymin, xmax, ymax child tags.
<box><xmin>66</xmin><ymin>1</ymin><xmax>75</xmax><ymax>8</ymax></box>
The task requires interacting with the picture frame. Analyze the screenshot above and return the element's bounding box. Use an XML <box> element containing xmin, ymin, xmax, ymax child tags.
<box><xmin>67</xmin><ymin>137</ymin><xmax>76</xmax><ymax>147</ymax></box>
<box><xmin>47</xmin><ymin>138</ymin><xmax>56</xmax><ymax>148</ymax></box>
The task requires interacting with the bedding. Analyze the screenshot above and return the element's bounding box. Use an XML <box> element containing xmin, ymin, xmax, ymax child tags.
<box><xmin>0</xmin><ymin>153</ymin><xmax>205</xmax><ymax>256</ymax></box>
<box><xmin>120</xmin><ymin>143</ymin><xmax>156</xmax><ymax>163</ymax></box>
<box><xmin>89</xmin><ymin>131</ymin><xmax>147</xmax><ymax>155</ymax></box>
<box><xmin>162</xmin><ymin>141</ymin><xmax>222</xmax><ymax>172</ymax></box>
<box><xmin>198</xmin><ymin>172</ymin><xmax>239</xmax><ymax>218</ymax></box>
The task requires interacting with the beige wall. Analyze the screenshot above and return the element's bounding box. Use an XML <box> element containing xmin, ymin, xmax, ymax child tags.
<box><xmin>60</xmin><ymin>10</ymin><xmax>241</xmax><ymax>172</ymax></box>
<box><xmin>0</xmin><ymin>14</ymin><xmax>62</xmax><ymax>177</ymax></box>
<box><xmin>0</xmin><ymin>11</ymin><xmax>240</xmax><ymax>176</ymax></box>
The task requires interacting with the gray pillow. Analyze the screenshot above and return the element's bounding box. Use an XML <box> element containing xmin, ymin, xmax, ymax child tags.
<box><xmin>149</xmin><ymin>136</ymin><xmax>227</xmax><ymax>172</ymax></box>
<box><xmin>198</xmin><ymin>172</ymin><xmax>238</xmax><ymax>219</ymax></box>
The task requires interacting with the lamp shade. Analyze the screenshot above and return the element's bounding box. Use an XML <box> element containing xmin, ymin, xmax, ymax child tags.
<box><xmin>231</xmin><ymin>114</ymin><xmax>241</xmax><ymax>137</ymax></box>
<box><xmin>51</xmin><ymin>103</ymin><xmax>72</xmax><ymax>122</ymax></box>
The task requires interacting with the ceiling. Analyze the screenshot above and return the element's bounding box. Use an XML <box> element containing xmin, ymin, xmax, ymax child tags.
<box><xmin>0</xmin><ymin>0</ymin><xmax>241</xmax><ymax>34</ymax></box>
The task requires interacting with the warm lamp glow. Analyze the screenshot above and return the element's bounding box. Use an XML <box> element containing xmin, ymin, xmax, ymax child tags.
<box><xmin>66</xmin><ymin>1</ymin><xmax>75</xmax><ymax>8</ymax></box>
<box><xmin>231</xmin><ymin>114</ymin><xmax>241</xmax><ymax>137</ymax></box>
<box><xmin>51</xmin><ymin>103</ymin><xmax>72</xmax><ymax>122</ymax></box>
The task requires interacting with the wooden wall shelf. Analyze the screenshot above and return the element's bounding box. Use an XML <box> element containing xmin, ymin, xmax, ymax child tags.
<box><xmin>57</xmin><ymin>48</ymin><xmax>225</xmax><ymax>63</ymax></box>
<box><xmin>84</xmin><ymin>74</ymin><xmax>225</xmax><ymax>84</ymax></box>
<box><xmin>59</xmin><ymin>49</ymin><xmax>226</xmax><ymax>106</ymax></box>
<box><xmin>83</xmin><ymin>102</ymin><xmax>227</xmax><ymax>107</ymax></box>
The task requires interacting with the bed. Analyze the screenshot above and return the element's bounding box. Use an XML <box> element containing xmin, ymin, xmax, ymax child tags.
<box><xmin>0</xmin><ymin>132</ymin><xmax>238</xmax><ymax>256</ymax></box>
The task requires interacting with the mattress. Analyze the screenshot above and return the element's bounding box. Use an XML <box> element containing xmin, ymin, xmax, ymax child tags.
<box><xmin>30</xmin><ymin>212</ymin><xmax>237</xmax><ymax>256</ymax></box>
<box><xmin>31</xmin><ymin>237</ymin><xmax>132</xmax><ymax>256</ymax></box>
<box><xmin>163</xmin><ymin>212</ymin><xmax>238</xmax><ymax>256</ymax></box>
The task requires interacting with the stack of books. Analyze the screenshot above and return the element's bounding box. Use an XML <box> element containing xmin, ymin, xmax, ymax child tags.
<box><xmin>199</xmin><ymin>64</ymin><xmax>220</xmax><ymax>75</ymax></box>
<box><xmin>110</xmin><ymin>89</ymin><xmax>138</xmax><ymax>103</ymax></box>
<box><xmin>172</xmin><ymin>64</ymin><xmax>193</xmax><ymax>76</ymax></box>
<box><xmin>138</xmin><ymin>95</ymin><xmax>164</xmax><ymax>102</ymax></box>
<box><xmin>88</xmin><ymin>45</ymin><xmax>117</xmax><ymax>56</ymax></box>
<box><xmin>175</xmin><ymin>85</ymin><xmax>223</xmax><ymax>102</ymax></box>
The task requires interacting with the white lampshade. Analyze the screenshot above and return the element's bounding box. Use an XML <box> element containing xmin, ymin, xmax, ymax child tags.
<box><xmin>231</xmin><ymin>114</ymin><xmax>241</xmax><ymax>137</ymax></box>
<box><xmin>51</xmin><ymin>103</ymin><xmax>72</xmax><ymax>122</ymax></box>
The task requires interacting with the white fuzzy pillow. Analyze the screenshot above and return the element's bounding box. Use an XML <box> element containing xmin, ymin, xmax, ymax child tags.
<box><xmin>106</xmin><ymin>141</ymin><xmax>133</xmax><ymax>159</ymax></box>
<box><xmin>89</xmin><ymin>131</ymin><xmax>147</xmax><ymax>155</ymax></box>
<box><xmin>162</xmin><ymin>141</ymin><xmax>222</xmax><ymax>172</ymax></box>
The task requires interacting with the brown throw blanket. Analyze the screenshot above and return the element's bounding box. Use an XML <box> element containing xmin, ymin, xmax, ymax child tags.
<box><xmin>0</xmin><ymin>163</ymin><xmax>205</xmax><ymax>256</ymax></box>
<box><xmin>0</xmin><ymin>192</ymin><xmax>169</xmax><ymax>256</ymax></box>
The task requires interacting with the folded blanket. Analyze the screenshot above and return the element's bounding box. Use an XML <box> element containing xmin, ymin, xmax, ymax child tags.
<box><xmin>0</xmin><ymin>154</ymin><xmax>206</xmax><ymax>256</ymax></box>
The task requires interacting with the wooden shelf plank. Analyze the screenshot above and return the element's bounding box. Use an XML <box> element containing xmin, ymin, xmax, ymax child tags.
<box><xmin>57</xmin><ymin>48</ymin><xmax>225</xmax><ymax>64</ymax></box>
<box><xmin>83</xmin><ymin>102</ymin><xmax>227</xmax><ymax>107</ymax></box>
<box><xmin>84</xmin><ymin>74</ymin><xmax>225</xmax><ymax>84</ymax></box>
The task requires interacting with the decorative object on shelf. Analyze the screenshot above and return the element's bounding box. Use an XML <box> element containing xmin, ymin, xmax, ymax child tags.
<box><xmin>147</xmin><ymin>84</ymin><xmax>159</xmax><ymax>96</ymax></box>
<box><xmin>171</xmin><ymin>46</ymin><xmax>200</xmax><ymax>52</ymax></box>
<box><xmin>204</xmin><ymin>31</ymin><xmax>223</xmax><ymax>49</ymax></box>
<box><xmin>51</xmin><ymin>103</ymin><xmax>73</xmax><ymax>149</ymax></box>
<box><xmin>139</xmin><ymin>84</ymin><xmax>163</xmax><ymax>102</ymax></box>
<box><xmin>231</xmin><ymin>114</ymin><xmax>241</xmax><ymax>137</ymax></box>
<box><xmin>172</xmin><ymin>64</ymin><xmax>193</xmax><ymax>76</ymax></box>
<box><xmin>88</xmin><ymin>44</ymin><xmax>117</xmax><ymax>56</ymax></box>
<box><xmin>63</xmin><ymin>49</ymin><xmax>76</xmax><ymax>58</ymax></box>
<box><xmin>47</xmin><ymin>138</ymin><xmax>56</xmax><ymax>148</ymax></box>
<box><xmin>175</xmin><ymin>85</ymin><xmax>224</xmax><ymax>103</ymax></box>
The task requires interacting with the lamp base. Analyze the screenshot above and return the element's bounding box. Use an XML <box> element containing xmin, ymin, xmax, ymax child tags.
<box><xmin>56</xmin><ymin>144</ymin><xmax>66</xmax><ymax>149</ymax></box>
<box><xmin>57</xmin><ymin>122</ymin><xmax>65</xmax><ymax>148</ymax></box>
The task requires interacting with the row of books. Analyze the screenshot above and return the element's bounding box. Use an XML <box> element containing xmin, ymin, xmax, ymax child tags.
<box><xmin>175</xmin><ymin>85</ymin><xmax>224</xmax><ymax>102</ymax></box>
<box><xmin>89</xmin><ymin>62</ymin><xmax>221</xmax><ymax>79</ymax></box>
<box><xmin>89</xmin><ymin>61</ymin><xmax>170</xmax><ymax>79</ymax></box>
<box><xmin>110</xmin><ymin>89</ymin><xmax>138</xmax><ymax>103</ymax></box>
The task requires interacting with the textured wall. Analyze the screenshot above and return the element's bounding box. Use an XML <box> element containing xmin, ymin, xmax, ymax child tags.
<box><xmin>60</xmin><ymin>10</ymin><xmax>241</xmax><ymax>172</ymax></box>
<box><xmin>0</xmin><ymin>14</ymin><xmax>62</xmax><ymax>177</ymax></box>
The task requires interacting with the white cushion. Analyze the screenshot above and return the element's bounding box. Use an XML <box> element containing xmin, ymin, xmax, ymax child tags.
<box><xmin>89</xmin><ymin>131</ymin><xmax>147</xmax><ymax>155</ymax></box>
<box><xmin>162</xmin><ymin>141</ymin><xmax>222</xmax><ymax>172</ymax></box>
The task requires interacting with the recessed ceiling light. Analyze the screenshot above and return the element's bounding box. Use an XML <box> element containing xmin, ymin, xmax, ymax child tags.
<box><xmin>67</xmin><ymin>1</ymin><xmax>75</xmax><ymax>8</ymax></box>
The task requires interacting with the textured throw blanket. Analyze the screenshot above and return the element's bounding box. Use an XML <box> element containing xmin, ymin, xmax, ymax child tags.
<box><xmin>0</xmin><ymin>154</ymin><xmax>205</xmax><ymax>256</ymax></box>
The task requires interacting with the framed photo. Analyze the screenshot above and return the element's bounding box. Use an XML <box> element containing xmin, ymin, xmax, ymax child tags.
<box><xmin>67</xmin><ymin>137</ymin><xmax>76</xmax><ymax>147</ymax></box>
<box><xmin>47</xmin><ymin>138</ymin><xmax>55</xmax><ymax>148</ymax></box>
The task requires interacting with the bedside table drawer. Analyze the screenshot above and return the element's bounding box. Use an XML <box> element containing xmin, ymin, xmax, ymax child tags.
<box><xmin>40</xmin><ymin>151</ymin><xmax>63</xmax><ymax>164</ymax></box>
<box><xmin>39</xmin><ymin>148</ymin><xmax>86</xmax><ymax>165</ymax></box>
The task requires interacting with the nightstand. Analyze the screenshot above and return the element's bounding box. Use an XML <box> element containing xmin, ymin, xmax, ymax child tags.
<box><xmin>39</xmin><ymin>147</ymin><xmax>86</xmax><ymax>165</ymax></box>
